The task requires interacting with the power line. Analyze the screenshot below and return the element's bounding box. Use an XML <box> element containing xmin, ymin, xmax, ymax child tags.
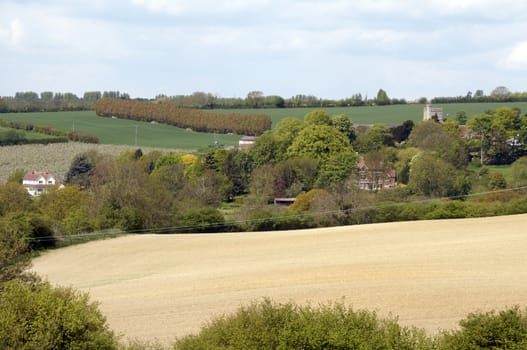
<box><xmin>24</xmin><ymin>186</ymin><xmax>527</xmax><ymax>243</ymax></box>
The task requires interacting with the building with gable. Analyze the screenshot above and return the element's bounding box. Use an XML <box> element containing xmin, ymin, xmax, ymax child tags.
<box><xmin>357</xmin><ymin>159</ymin><xmax>397</xmax><ymax>191</ymax></box>
<box><xmin>22</xmin><ymin>171</ymin><xmax>60</xmax><ymax>196</ymax></box>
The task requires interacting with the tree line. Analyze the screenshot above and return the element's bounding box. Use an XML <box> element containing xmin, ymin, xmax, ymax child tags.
<box><xmin>432</xmin><ymin>86</ymin><xmax>527</xmax><ymax>104</ymax></box>
<box><xmin>4</xmin><ymin>86</ymin><xmax>527</xmax><ymax>115</ymax></box>
<box><xmin>155</xmin><ymin>89</ymin><xmax>408</xmax><ymax>109</ymax></box>
<box><xmin>0</xmin><ymin>91</ymin><xmax>129</xmax><ymax>113</ymax></box>
<box><xmin>95</xmin><ymin>98</ymin><xmax>272</xmax><ymax>136</ymax></box>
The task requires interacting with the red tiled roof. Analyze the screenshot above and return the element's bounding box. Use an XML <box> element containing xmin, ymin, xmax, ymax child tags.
<box><xmin>23</xmin><ymin>171</ymin><xmax>54</xmax><ymax>182</ymax></box>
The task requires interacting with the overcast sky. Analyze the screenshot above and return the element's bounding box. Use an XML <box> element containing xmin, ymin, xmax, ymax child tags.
<box><xmin>1</xmin><ymin>0</ymin><xmax>526</xmax><ymax>100</ymax></box>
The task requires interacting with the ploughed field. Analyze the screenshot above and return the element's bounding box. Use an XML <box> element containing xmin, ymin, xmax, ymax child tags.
<box><xmin>32</xmin><ymin>214</ymin><xmax>527</xmax><ymax>343</ymax></box>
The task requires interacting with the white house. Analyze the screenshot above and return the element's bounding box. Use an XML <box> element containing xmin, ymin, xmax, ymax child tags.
<box><xmin>22</xmin><ymin>171</ymin><xmax>59</xmax><ymax>196</ymax></box>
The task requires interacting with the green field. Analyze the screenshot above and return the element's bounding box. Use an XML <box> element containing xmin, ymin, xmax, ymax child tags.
<box><xmin>216</xmin><ymin>102</ymin><xmax>527</xmax><ymax>126</ymax></box>
<box><xmin>1</xmin><ymin>102</ymin><xmax>526</xmax><ymax>149</ymax></box>
<box><xmin>0</xmin><ymin>111</ymin><xmax>240</xmax><ymax>150</ymax></box>
<box><xmin>0</xmin><ymin>126</ymin><xmax>61</xmax><ymax>141</ymax></box>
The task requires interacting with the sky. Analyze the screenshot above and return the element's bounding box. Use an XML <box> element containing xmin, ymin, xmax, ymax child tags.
<box><xmin>1</xmin><ymin>0</ymin><xmax>526</xmax><ymax>101</ymax></box>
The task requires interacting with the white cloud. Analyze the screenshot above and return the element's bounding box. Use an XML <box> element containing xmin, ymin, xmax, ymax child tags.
<box><xmin>0</xmin><ymin>18</ymin><xmax>25</xmax><ymax>46</ymax></box>
<box><xmin>1</xmin><ymin>0</ymin><xmax>527</xmax><ymax>98</ymax></box>
<box><xmin>502</xmin><ymin>41</ymin><xmax>527</xmax><ymax>70</ymax></box>
<box><xmin>130</xmin><ymin>0</ymin><xmax>271</xmax><ymax>16</ymax></box>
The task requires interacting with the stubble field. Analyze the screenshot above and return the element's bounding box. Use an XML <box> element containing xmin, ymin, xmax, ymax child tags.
<box><xmin>32</xmin><ymin>214</ymin><xmax>527</xmax><ymax>344</ymax></box>
<box><xmin>0</xmin><ymin>143</ymin><xmax>177</xmax><ymax>182</ymax></box>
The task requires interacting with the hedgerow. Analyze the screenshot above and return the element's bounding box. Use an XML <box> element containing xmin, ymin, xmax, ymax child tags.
<box><xmin>0</xmin><ymin>119</ymin><xmax>98</xmax><ymax>144</ymax></box>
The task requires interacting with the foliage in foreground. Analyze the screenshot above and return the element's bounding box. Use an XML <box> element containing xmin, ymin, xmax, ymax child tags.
<box><xmin>2</xmin><ymin>287</ymin><xmax>527</xmax><ymax>350</ymax></box>
<box><xmin>173</xmin><ymin>299</ymin><xmax>433</xmax><ymax>350</ymax></box>
<box><xmin>439</xmin><ymin>306</ymin><xmax>527</xmax><ymax>350</ymax></box>
<box><xmin>0</xmin><ymin>279</ymin><xmax>117</xmax><ymax>350</ymax></box>
<box><xmin>172</xmin><ymin>300</ymin><xmax>527</xmax><ymax>350</ymax></box>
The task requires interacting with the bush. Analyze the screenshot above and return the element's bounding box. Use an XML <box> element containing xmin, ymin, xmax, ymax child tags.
<box><xmin>177</xmin><ymin>207</ymin><xmax>226</xmax><ymax>233</ymax></box>
<box><xmin>424</xmin><ymin>201</ymin><xmax>467</xmax><ymax>220</ymax></box>
<box><xmin>476</xmin><ymin>191</ymin><xmax>521</xmax><ymax>203</ymax></box>
<box><xmin>68</xmin><ymin>131</ymin><xmax>99</xmax><ymax>143</ymax></box>
<box><xmin>0</xmin><ymin>280</ymin><xmax>117</xmax><ymax>350</ymax></box>
<box><xmin>511</xmin><ymin>156</ymin><xmax>527</xmax><ymax>187</ymax></box>
<box><xmin>288</xmin><ymin>189</ymin><xmax>331</xmax><ymax>212</ymax></box>
<box><xmin>174</xmin><ymin>299</ymin><xmax>433</xmax><ymax>350</ymax></box>
<box><xmin>488</xmin><ymin>171</ymin><xmax>507</xmax><ymax>190</ymax></box>
<box><xmin>246</xmin><ymin>210</ymin><xmax>276</xmax><ymax>231</ymax></box>
<box><xmin>439</xmin><ymin>306</ymin><xmax>527</xmax><ymax>349</ymax></box>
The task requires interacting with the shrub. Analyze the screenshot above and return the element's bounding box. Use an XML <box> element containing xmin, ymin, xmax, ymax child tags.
<box><xmin>288</xmin><ymin>189</ymin><xmax>331</xmax><ymax>212</ymax></box>
<box><xmin>424</xmin><ymin>201</ymin><xmax>467</xmax><ymax>220</ymax></box>
<box><xmin>438</xmin><ymin>306</ymin><xmax>527</xmax><ymax>350</ymax></box>
<box><xmin>0</xmin><ymin>280</ymin><xmax>117</xmax><ymax>350</ymax></box>
<box><xmin>374</xmin><ymin>201</ymin><xmax>406</xmax><ymax>223</ymax></box>
<box><xmin>511</xmin><ymin>156</ymin><xmax>527</xmax><ymax>187</ymax></box>
<box><xmin>173</xmin><ymin>299</ymin><xmax>433</xmax><ymax>350</ymax></box>
<box><xmin>246</xmin><ymin>210</ymin><xmax>276</xmax><ymax>231</ymax></box>
<box><xmin>488</xmin><ymin>171</ymin><xmax>507</xmax><ymax>190</ymax></box>
<box><xmin>476</xmin><ymin>191</ymin><xmax>520</xmax><ymax>203</ymax></box>
<box><xmin>68</xmin><ymin>131</ymin><xmax>99</xmax><ymax>143</ymax></box>
<box><xmin>177</xmin><ymin>207</ymin><xmax>225</xmax><ymax>233</ymax></box>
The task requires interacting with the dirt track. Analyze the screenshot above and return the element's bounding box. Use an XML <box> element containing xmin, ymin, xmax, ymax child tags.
<box><xmin>32</xmin><ymin>214</ymin><xmax>527</xmax><ymax>343</ymax></box>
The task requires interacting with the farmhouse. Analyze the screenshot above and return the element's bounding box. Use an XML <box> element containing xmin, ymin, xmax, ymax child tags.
<box><xmin>23</xmin><ymin>171</ymin><xmax>60</xmax><ymax>196</ymax></box>
<box><xmin>423</xmin><ymin>102</ymin><xmax>443</xmax><ymax>122</ymax></box>
<box><xmin>238</xmin><ymin>136</ymin><xmax>258</xmax><ymax>149</ymax></box>
<box><xmin>357</xmin><ymin>159</ymin><xmax>397</xmax><ymax>191</ymax></box>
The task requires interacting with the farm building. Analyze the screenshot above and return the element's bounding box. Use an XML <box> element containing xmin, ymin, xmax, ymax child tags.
<box><xmin>23</xmin><ymin>171</ymin><xmax>61</xmax><ymax>196</ymax></box>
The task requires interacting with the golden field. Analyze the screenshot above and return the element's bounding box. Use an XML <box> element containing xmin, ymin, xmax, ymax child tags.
<box><xmin>32</xmin><ymin>214</ymin><xmax>527</xmax><ymax>343</ymax></box>
<box><xmin>0</xmin><ymin>143</ymin><xmax>177</xmax><ymax>182</ymax></box>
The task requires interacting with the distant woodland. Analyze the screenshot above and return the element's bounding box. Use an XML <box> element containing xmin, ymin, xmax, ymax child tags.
<box><xmin>2</xmin><ymin>86</ymin><xmax>527</xmax><ymax>113</ymax></box>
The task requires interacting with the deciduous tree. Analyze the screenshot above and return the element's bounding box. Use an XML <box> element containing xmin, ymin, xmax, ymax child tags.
<box><xmin>304</xmin><ymin>109</ymin><xmax>331</xmax><ymax>126</ymax></box>
<box><xmin>375</xmin><ymin>88</ymin><xmax>391</xmax><ymax>105</ymax></box>
<box><xmin>0</xmin><ymin>182</ymin><xmax>33</xmax><ymax>215</ymax></box>
<box><xmin>408</xmin><ymin>152</ymin><xmax>457</xmax><ymax>197</ymax></box>
<box><xmin>287</xmin><ymin>125</ymin><xmax>354</xmax><ymax>164</ymax></box>
<box><xmin>331</xmin><ymin>114</ymin><xmax>356</xmax><ymax>142</ymax></box>
<box><xmin>409</xmin><ymin>120</ymin><xmax>468</xmax><ymax>168</ymax></box>
<box><xmin>353</xmin><ymin>124</ymin><xmax>393</xmax><ymax>153</ymax></box>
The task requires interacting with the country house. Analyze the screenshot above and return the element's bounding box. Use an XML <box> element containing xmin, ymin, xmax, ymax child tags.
<box><xmin>357</xmin><ymin>159</ymin><xmax>397</xmax><ymax>191</ymax></box>
<box><xmin>22</xmin><ymin>171</ymin><xmax>60</xmax><ymax>196</ymax></box>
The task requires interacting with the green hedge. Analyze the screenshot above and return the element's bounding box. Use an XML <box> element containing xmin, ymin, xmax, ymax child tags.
<box><xmin>0</xmin><ymin>119</ymin><xmax>98</xmax><ymax>144</ymax></box>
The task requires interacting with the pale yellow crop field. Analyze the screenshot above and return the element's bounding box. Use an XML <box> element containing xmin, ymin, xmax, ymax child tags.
<box><xmin>0</xmin><ymin>143</ymin><xmax>178</xmax><ymax>182</ymax></box>
<box><xmin>32</xmin><ymin>214</ymin><xmax>527</xmax><ymax>344</ymax></box>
